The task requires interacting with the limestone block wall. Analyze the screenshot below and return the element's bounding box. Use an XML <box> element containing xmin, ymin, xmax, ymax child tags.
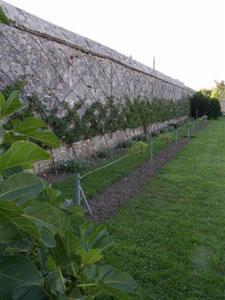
<box><xmin>0</xmin><ymin>0</ymin><xmax>194</xmax><ymax>111</ymax></box>
<box><xmin>0</xmin><ymin>1</ymin><xmax>194</xmax><ymax>172</ymax></box>
<box><xmin>34</xmin><ymin>116</ymin><xmax>187</xmax><ymax>173</ymax></box>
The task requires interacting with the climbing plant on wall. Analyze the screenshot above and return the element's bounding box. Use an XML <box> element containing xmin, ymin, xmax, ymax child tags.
<box><xmin>29</xmin><ymin>96</ymin><xmax>190</xmax><ymax>144</ymax></box>
<box><xmin>1</xmin><ymin>81</ymin><xmax>190</xmax><ymax>148</ymax></box>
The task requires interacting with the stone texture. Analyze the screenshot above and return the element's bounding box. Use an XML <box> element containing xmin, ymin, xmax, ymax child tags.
<box><xmin>0</xmin><ymin>1</ymin><xmax>194</xmax><ymax>172</ymax></box>
<box><xmin>0</xmin><ymin>0</ymin><xmax>194</xmax><ymax>110</ymax></box>
<box><xmin>34</xmin><ymin>116</ymin><xmax>187</xmax><ymax>173</ymax></box>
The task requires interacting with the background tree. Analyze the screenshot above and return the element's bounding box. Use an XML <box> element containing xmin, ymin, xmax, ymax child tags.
<box><xmin>211</xmin><ymin>81</ymin><xmax>225</xmax><ymax>100</ymax></box>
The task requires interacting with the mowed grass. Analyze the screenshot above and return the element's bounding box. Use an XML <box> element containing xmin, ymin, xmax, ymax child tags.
<box><xmin>55</xmin><ymin>125</ymin><xmax>188</xmax><ymax>199</ymax></box>
<box><xmin>105</xmin><ymin>118</ymin><xmax>225</xmax><ymax>299</ymax></box>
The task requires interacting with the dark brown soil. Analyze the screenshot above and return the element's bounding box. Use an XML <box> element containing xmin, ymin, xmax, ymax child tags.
<box><xmin>87</xmin><ymin>138</ymin><xmax>188</xmax><ymax>222</ymax></box>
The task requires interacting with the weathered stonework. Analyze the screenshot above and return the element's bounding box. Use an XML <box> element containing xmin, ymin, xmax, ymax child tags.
<box><xmin>34</xmin><ymin>116</ymin><xmax>187</xmax><ymax>173</ymax></box>
<box><xmin>0</xmin><ymin>1</ymin><xmax>194</xmax><ymax>172</ymax></box>
<box><xmin>0</xmin><ymin>0</ymin><xmax>194</xmax><ymax>109</ymax></box>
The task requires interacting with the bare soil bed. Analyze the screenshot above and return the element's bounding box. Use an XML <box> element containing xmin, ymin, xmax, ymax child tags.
<box><xmin>88</xmin><ymin>138</ymin><xmax>188</xmax><ymax>222</ymax></box>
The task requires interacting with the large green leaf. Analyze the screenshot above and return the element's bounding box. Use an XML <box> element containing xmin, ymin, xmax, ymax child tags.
<box><xmin>12</xmin><ymin>117</ymin><xmax>59</xmax><ymax>148</ymax></box>
<box><xmin>29</xmin><ymin>131</ymin><xmax>59</xmax><ymax>148</ymax></box>
<box><xmin>64</xmin><ymin>230</ymin><xmax>80</xmax><ymax>259</ymax></box>
<box><xmin>99</xmin><ymin>266</ymin><xmax>136</xmax><ymax>292</ymax></box>
<box><xmin>0</xmin><ymin>223</ymin><xmax>21</xmax><ymax>243</ymax></box>
<box><xmin>78</xmin><ymin>248</ymin><xmax>103</xmax><ymax>265</ymax></box>
<box><xmin>0</xmin><ymin>141</ymin><xmax>50</xmax><ymax>171</ymax></box>
<box><xmin>0</xmin><ymin>6</ymin><xmax>10</xmax><ymax>25</ymax></box>
<box><xmin>0</xmin><ymin>125</ymin><xmax>4</xmax><ymax>145</ymax></box>
<box><xmin>12</xmin><ymin>285</ymin><xmax>47</xmax><ymax>300</ymax></box>
<box><xmin>0</xmin><ymin>199</ymin><xmax>24</xmax><ymax>216</ymax></box>
<box><xmin>80</xmin><ymin>223</ymin><xmax>113</xmax><ymax>251</ymax></box>
<box><xmin>1</xmin><ymin>91</ymin><xmax>22</xmax><ymax>117</ymax></box>
<box><xmin>0</xmin><ymin>255</ymin><xmax>43</xmax><ymax>299</ymax></box>
<box><xmin>25</xmin><ymin>202</ymin><xmax>66</xmax><ymax>235</ymax></box>
<box><xmin>5</xmin><ymin>239</ymin><xmax>32</xmax><ymax>253</ymax></box>
<box><xmin>53</xmin><ymin>232</ymin><xmax>80</xmax><ymax>268</ymax></box>
<box><xmin>53</xmin><ymin>234</ymin><xmax>70</xmax><ymax>267</ymax></box>
<box><xmin>44</xmin><ymin>272</ymin><xmax>66</xmax><ymax>297</ymax></box>
<box><xmin>0</xmin><ymin>173</ymin><xmax>45</xmax><ymax>202</ymax></box>
<box><xmin>0</xmin><ymin>92</ymin><xmax>5</xmax><ymax>109</ymax></box>
<box><xmin>40</xmin><ymin>227</ymin><xmax>56</xmax><ymax>248</ymax></box>
<box><xmin>85</xmin><ymin>265</ymin><xmax>137</xmax><ymax>293</ymax></box>
<box><xmin>12</xmin><ymin>117</ymin><xmax>46</xmax><ymax>133</ymax></box>
<box><xmin>0</xmin><ymin>201</ymin><xmax>40</xmax><ymax>239</ymax></box>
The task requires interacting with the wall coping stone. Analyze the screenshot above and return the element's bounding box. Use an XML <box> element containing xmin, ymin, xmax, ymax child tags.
<box><xmin>0</xmin><ymin>0</ymin><xmax>194</xmax><ymax>93</ymax></box>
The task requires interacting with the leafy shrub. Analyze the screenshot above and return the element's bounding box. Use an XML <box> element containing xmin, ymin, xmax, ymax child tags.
<box><xmin>159</xmin><ymin>133</ymin><xmax>173</xmax><ymax>155</ymax></box>
<box><xmin>0</xmin><ymin>88</ymin><xmax>136</xmax><ymax>299</ymax></box>
<box><xmin>121</xmin><ymin>140</ymin><xmax>133</xmax><ymax>148</ymax></box>
<box><xmin>132</xmin><ymin>134</ymin><xmax>148</xmax><ymax>142</ymax></box>
<box><xmin>22</xmin><ymin>88</ymin><xmax>190</xmax><ymax>145</ymax></box>
<box><xmin>151</xmin><ymin>130</ymin><xmax>160</xmax><ymax>137</ymax></box>
<box><xmin>129</xmin><ymin>141</ymin><xmax>148</xmax><ymax>159</ymax></box>
<box><xmin>96</xmin><ymin>148</ymin><xmax>113</xmax><ymax>159</ymax></box>
<box><xmin>57</xmin><ymin>159</ymin><xmax>90</xmax><ymax>173</ymax></box>
<box><xmin>168</xmin><ymin>125</ymin><xmax>176</xmax><ymax>132</ymax></box>
<box><xmin>159</xmin><ymin>127</ymin><xmax>169</xmax><ymax>134</ymax></box>
<box><xmin>190</xmin><ymin>91</ymin><xmax>221</xmax><ymax>119</ymax></box>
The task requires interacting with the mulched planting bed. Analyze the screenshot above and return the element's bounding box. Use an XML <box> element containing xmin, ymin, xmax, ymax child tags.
<box><xmin>87</xmin><ymin>138</ymin><xmax>188</xmax><ymax>222</ymax></box>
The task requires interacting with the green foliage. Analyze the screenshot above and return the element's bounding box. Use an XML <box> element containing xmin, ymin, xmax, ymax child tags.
<box><xmin>168</xmin><ymin>125</ymin><xmax>175</xmax><ymax>132</ymax></box>
<box><xmin>25</xmin><ymin>92</ymin><xmax>190</xmax><ymax>145</ymax></box>
<box><xmin>96</xmin><ymin>149</ymin><xmax>113</xmax><ymax>159</ymax></box>
<box><xmin>133</xmin><ymin>134</ymin><xmax>148</xmax><ymax>142</ymax></box>
<box><xmin>105</xmin><ymin>118</ymin><xmax>225</xmax><ymax>298</ymax></box>
<box><xmin>0</xmin><ymin>89</ymin><xmax>136</xmax><ymax>298</ymax></box>
<box><xmin>0</xmin><ymin>5</ymin><xmax>10</xmax><ymax>25</ymax></box>
<box><xmin>57</xmin><ymin>159</ymin><xmax>90</xmax><ymax>173</ymax></box>
<box><xmin>12</xmin><ymin>117</ymin><xmax>59</xmax><ymax>148</ymax></box>
<box><xmin>121</xmin><ymin>140</ymin><xmax>133</xmax><ymax>149</ymax></box>
<box><xmin>0</xmin><ymin>173</ymin><xmax>45</xmax><ymax>203</ymax></box>
<box><xmin>211</xmin><ymin>80</ymin><xmax>225</xmax><ymax>100</ymax></box>
<box><xmin>200</xmin><ymin>81</ymin><xmax>225</xmax><ymax>101</ymax></box>
<box><xmin>0</xmin><ymin>141</ymin><xmax>50</xmax><ymax>171</ymax></box>
<box><xmin>151</xmin><ymin>130</ymin><xmax>160</xmax><ymax>137</ymax></box>
<box><xmin>129</xmin><ymin>141</ymin><xmax>148</xmax><ymax>159</ymax></box>
<box><xmin>159</xmin><ymin>127</ymin><xmax>169</xmax><ymax>134</ymax></box>
<box><xmin>190</xmin><ymin>91</ymin><xmax>221</xmax><ymax>119</ymax></box>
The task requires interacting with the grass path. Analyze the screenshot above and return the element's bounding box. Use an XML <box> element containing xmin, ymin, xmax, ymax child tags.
<box><xmin>105</xmin><ymin>118</ymin><xmax>225</xmax><ymax>299</ymax></box>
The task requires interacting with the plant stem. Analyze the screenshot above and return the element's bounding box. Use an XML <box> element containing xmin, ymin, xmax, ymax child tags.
<box><xmin>77</xmin><ymin>282</ymin><xmax>97</xmax><ymax>287</ymax></box>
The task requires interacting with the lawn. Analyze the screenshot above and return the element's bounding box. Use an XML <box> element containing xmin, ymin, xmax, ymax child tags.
<box><xmin>55</xmin><ymin>120</ymin><xmax>198</xmax><ymax>200</ymax></box>
<box><xmin>104</xmin><ymin>118</ymin><xmax>225</xmax><ymax>299</ymax></box>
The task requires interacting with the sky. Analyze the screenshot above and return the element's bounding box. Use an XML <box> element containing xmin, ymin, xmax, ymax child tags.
<box><xmin>5</xmin><ymin>0</ymin><xmax>225</xmax><ymax>90</ymax></box>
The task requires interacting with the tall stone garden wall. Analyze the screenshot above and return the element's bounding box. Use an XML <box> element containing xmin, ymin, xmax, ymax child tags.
<box><xmin>0</xmin><ymin>1</ymin><xmax>194</xmax><ymax>172</ymax></box>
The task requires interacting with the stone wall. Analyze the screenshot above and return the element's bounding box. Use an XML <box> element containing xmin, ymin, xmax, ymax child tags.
<box><xmin>34</xmin><ymin>116</ymin><xmax>187</xmax><ymax>173</ymax></box>
<box><xmin>0</xmin><ymin>1</ymin><xmax>194</xmax><ymax>172</ymax></box>
<box><xmin>0</xmin><ymin>0</ymin><xmax>194</xmax><ymax>110</ymax></box>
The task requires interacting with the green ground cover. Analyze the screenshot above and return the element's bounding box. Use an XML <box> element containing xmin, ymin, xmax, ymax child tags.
<box><xmin>55</xmin><ymin>120</ymin><xmax>198</xmax><ymax>200</ymax></box>
<box><xmin>105</xmin><ymin>118</ymin><xmax>225</xmax><ymax>299</ymax></box>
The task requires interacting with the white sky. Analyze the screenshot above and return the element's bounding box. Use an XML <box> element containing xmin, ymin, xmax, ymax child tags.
<box><xmin>5</xmin><ymin>0</ymin><xmax>225</xmax><ymax>90</ymax></box>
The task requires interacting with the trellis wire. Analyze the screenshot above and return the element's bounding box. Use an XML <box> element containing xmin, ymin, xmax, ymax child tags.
<box><xmin>80</xmin><ymin>154</ymin><xmax>129</xmax><ymax>179</ymax></box>
<box><xmin>0</xmin><ymin>31</ymin><xmax>68</xmax><ymax>108</ymax></box>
